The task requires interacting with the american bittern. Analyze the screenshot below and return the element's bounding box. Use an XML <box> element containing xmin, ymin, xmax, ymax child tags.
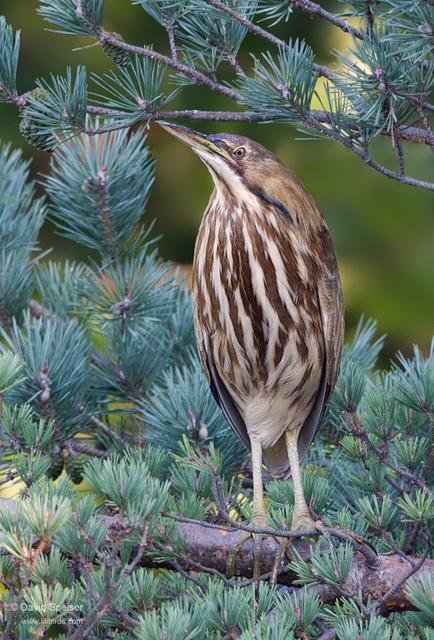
<box><xmin>158</xmin><ymin>122</ymin><xmax>344</xmax><ymax>569</ymax></box>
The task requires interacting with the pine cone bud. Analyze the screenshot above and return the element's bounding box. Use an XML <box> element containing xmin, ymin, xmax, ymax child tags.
<box><xmin>46</xmin><ymin>450</ymin><xmax>64</xmax><ymax>481</ymax></box>
<box><xmin>101</xmin><ymin>32</ymin><xmax>130</xmax><ymax>67</ymax></box>
<box><xmin>64</xmin><ymin>453</ymin><xmax>87</xmax><ymax>484</ymax></box>
<box><xmin>19</xmin><ymin>88</ymin><xmax>56</xmax><ymax>151</ymax></box>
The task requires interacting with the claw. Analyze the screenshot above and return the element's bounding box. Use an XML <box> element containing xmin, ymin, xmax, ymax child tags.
<box><xmin>226</xmin><ymin>529</ymin><xmax>264</xmax><ymax>583</ymax></box>
<box><xmin>226</xmin><ymin>531</ymin><xmax>251</xmax><ymax>578</ymax></box>
<box><xmin>270</xmin><ymin>538</ymin><xmax>289</xmax><ymax>585</ymax></box>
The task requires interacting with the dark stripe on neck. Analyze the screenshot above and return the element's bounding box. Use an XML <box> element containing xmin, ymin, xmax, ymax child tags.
<box><xmin>253</xmin><ymin>188</ymin><xmax>293</xmax><ymax>224</ymax></box>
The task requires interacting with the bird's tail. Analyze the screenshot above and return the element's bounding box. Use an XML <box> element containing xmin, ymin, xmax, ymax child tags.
<box><xmin>263</xmin><ymin>363</ymin><xmax>330</xmax><ymax>480</ymax></box>
<box><xmin>263</xmin><ymin>435</ymin><xmax>290</xmax><ymax>479</ymax></box>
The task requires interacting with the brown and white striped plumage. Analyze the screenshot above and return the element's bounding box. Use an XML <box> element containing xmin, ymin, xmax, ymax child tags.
<box><xmin>159</xmin><ymin>123</ymin><xmax>344</xmax><ymax>483</ymax></box>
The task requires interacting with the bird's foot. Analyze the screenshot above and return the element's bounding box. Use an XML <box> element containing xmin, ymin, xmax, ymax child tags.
<box><xmin>291</xmin><ymin>511</ymin><xmax>323</xmax><ymax>535</ymax></box>
<box><xmin>269</xmin><ymin>516</ymin><xmax>325</xmax><ymax>584</ymax></box>
<box><xmin>226</xmin><ymin>517</ymin><xmax>267</xmax><ymax>584</ymax></box>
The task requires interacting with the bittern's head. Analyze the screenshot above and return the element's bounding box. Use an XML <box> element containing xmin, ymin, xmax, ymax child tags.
<box><xmin>157</xmin><ymin>121</ymin><xmax>292</xmax><ymax>196</ymax></box>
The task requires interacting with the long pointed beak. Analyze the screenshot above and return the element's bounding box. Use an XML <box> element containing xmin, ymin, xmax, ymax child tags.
<box><xmin>156</xmin><ymin>120</ymin><xmax>231</xmax><ymax>162</ymax></box>
<box><xmin>156</xmin><ymin>120</ymin><xmax>208</xmax><ymax>147</ymax></box>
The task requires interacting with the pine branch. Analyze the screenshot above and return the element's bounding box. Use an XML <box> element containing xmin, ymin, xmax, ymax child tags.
<box><xmin>287</xmin><ymin>0</ymin><xmax>365</xmax><ymax>40</ymax></box>
<box><xmin>3</xmin><ymin>7</ymin><xmax>432</xmax><ymax>190</ymax></box>
<box><xmin>305</xmin><ymin>112</ymin><xmax>434</xmax><ymax>191</ymax></box>
<box><xmin>69</xmin><ymin>519</ymin><xmax>150</xmax><ymax>640</ymax></box>
<box><xmin>202</xmin><ymin>1</ymin><xmax>433</xmax><ymax>125</ymax></box>
<box><xmin>0</xmin><ymin>470</ymin><xmax>18</xmax><ymax>486</ymax></box>
<box><xmin>163</xmin><ymin>17</ymin><xmax>178</xmax><ymax>62</ymax></box>
<box><xmin>406</xmin><ymin>94</ymin><xmax>434</xmax><ymax>114</ymax></box>
<box><xmin>345</xmin><ymin>410</ymin><xmax>434</xmax><ymax>500</ymax></box>
<box><xmin>203</xmin><ymin>0</ymin><xmax>336</xmax><ymax>82</ymax></box>
<box><xmin>88</xmin><ymin>415</ymin><xmax>130</xmax><ymax>447</ymax></box>
<box><xmin>98</xmin><ymin>30</ymin><xmax>239</xmax><ymax>101</ymax></box>
<box><xmin>93</xmin><ymin>35</ymin><xmax>433</xmax><ymax>190</ymax></box>
<box><xmin>89</xmin><ymin>103</ymin><xmax>434</xmax><ymax>147</ymax></box>
<box><xmin>90</xmin><ymin>105</ymin><xmax>434</xmax><ymax>190</ymax></box>
<box><xmin>64</xmin><ymin>438</ymin><xmax>109</xmax><ymax>458</ymax></box>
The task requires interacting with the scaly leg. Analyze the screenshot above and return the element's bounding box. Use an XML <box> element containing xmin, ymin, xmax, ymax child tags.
<box><xmin>227</xmin><ymin>438</ymin><xmax>266</xmax><ymax>582</ymax></box>
<box><xmin>286</xmin><ymin>431</ymin><xmax>317</xmax><ymax>531</ymax></box>
<box><xmin>251</xmin><ymin>437</ymin><xmax>267</xmax><ymax>527</ymax></box>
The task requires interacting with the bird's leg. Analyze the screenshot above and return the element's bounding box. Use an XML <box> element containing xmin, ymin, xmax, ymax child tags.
<box><xmin>251</xmin><ymin>437</ymin><xmax>267</xmax><ymax>527</ymax></box>
<box><xmin>285</xmin><ymin>431</ymin><xmax>317</xmax><ymax>532</ymax></box>
<box><xmin>226</xmin><ymin>438</ymin><xmax>266</xmax><ymax>582</ymax></box>
<box><xmin>286</xmin><ymin>437</ymin><xmax>372</xmax><ymax>550</ymax></box>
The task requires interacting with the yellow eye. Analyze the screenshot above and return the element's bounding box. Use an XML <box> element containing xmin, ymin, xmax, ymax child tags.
<box><xmin>233</xmin><ymin>146</ymin><xmax>246</xmax><ymax>159</ymax></box>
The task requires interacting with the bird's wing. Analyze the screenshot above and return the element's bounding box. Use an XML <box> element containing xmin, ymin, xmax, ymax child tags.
<box><xmin>317</xmin><ymin>229</ymin><xmax>345</xmax><ymax>391</ymax></box>
<box><xmin>193</xmin><ymin>300</ymin><xmax>251</xmax><ymax>451</ymax></box>
<box><xmin>297</xmin><ymin>230</ymin><xmax>344</xmax><ymax>461</ymax></box>
<box><xmin>205</xmin><ymin>347</ymin><xmax>251</xmax><ymax>450</ymax></box>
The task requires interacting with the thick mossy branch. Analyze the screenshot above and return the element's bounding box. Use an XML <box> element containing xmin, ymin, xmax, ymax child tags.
<box><xmin>156</xmin><ymin>520</ymin><xmax>434</xmax><ymax>612</ymax></box>
<box><xmin>0</xmin><ymin>498</ymin><xmax>431</xmax><ymax>614</ymax></box>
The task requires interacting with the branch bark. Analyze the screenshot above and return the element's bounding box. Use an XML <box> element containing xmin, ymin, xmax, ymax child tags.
<box><xmin>288</xmin><ymin>0</ymin><xmax>365</xmax><ymax>39</ymax></box>
<box><xmin>85</xmin><ymin>105</ymin><xmax>434</xmax><ymax>148</ymax></box>
<box><xmin>205</xmin><ymin>0</ymin><xmax>364</xmax><ymax>41</ymax></box>
<box><xmin>98</xmin><ymin>30</ymin><xmax>239</xmax><ymax>101</ymax></box>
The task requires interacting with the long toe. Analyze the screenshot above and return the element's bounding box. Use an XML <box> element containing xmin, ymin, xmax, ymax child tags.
<box><xmin>270</xmin><ymin>538</ymin><xmax>290</xmax><ymax>585</ymax></box>
<box><xmin>226</xmin><ymin>530</ymin><xmax>265</xmax><ymax>585</ymax></box>
<box><xmin>226</xmin><ymin>531</ymin><xmax>251</xmax><ymax>578</ymax></box>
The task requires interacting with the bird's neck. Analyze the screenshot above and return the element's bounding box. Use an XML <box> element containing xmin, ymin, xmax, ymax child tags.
<box><xmin>207</xmin><ymin>178</ymin><xmax>324</xmax><ymax>237</ymax></box>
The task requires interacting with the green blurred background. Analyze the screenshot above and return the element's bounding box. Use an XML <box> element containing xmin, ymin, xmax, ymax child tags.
<box><xmin>0</xmin><ymin>1</ymin><xmax>433</xmax><ymax>361</ymax></box>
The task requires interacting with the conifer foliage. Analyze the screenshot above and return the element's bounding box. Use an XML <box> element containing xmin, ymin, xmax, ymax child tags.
<box><xmin>0</xmin><ymin>2</ymin><xmax>433</xmax><ymax>639</ymax></box>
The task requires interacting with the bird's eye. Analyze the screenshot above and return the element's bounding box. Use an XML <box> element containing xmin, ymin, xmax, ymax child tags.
<box><xmin>233</xmin><ymin>146</ymin><xmax>246</xmax><ymax>159</ymax></box>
